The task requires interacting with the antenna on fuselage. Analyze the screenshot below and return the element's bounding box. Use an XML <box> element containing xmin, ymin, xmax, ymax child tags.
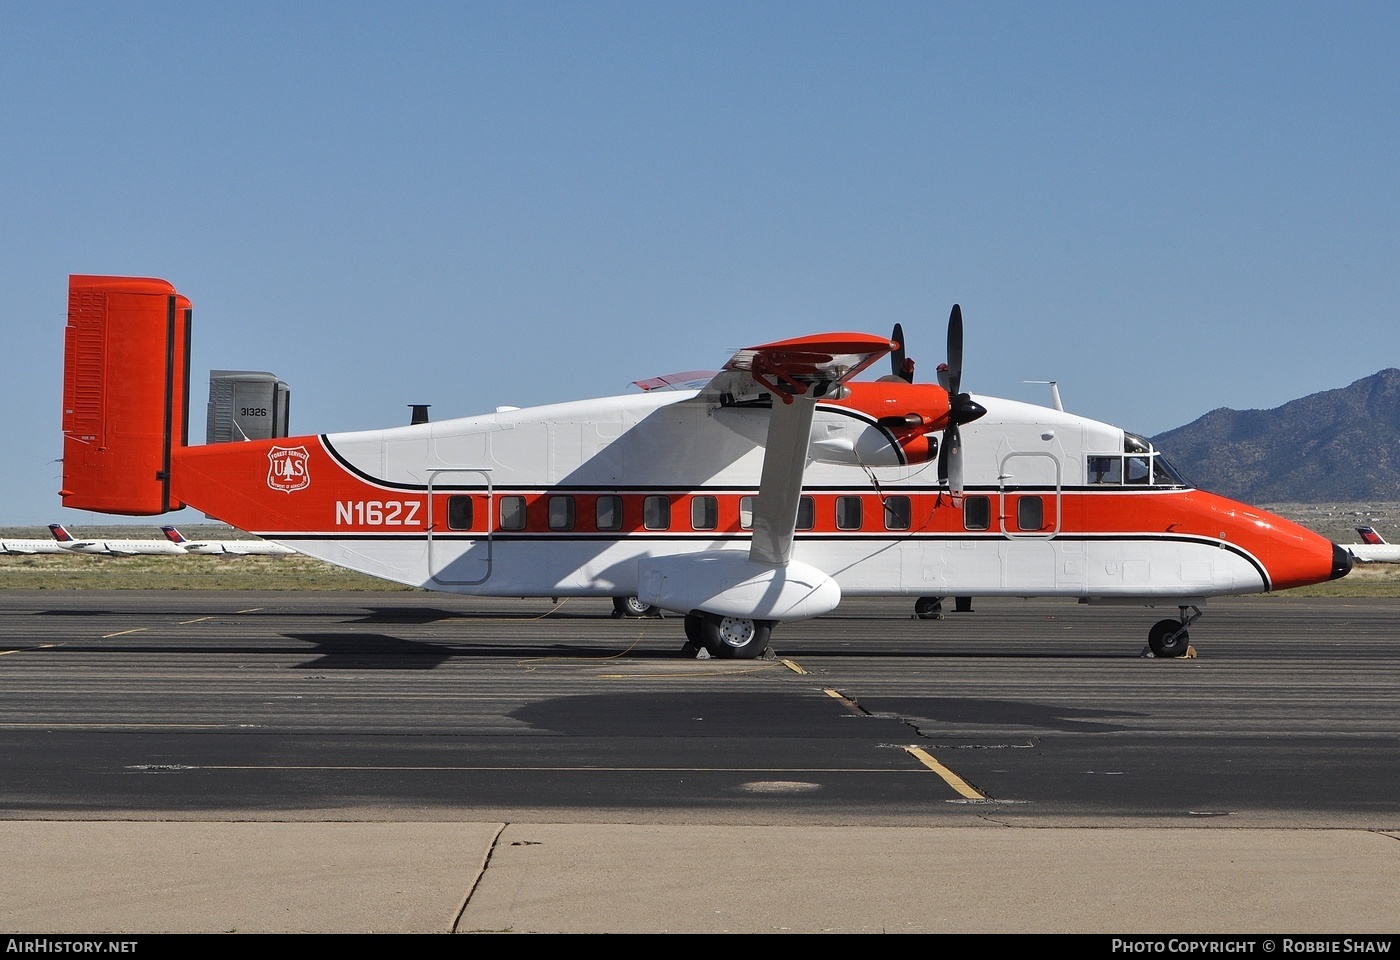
<box><xmin>1025</xmin><ymin>380</ymin><xmax>1063</xmax><ymax>412</ymax></box>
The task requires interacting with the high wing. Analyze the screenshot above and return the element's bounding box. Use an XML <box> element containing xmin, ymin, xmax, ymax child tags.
<box><xmin>696</xmin><ymin>333</ymin><xmax>895</xmax><ymax>566</ymax></box>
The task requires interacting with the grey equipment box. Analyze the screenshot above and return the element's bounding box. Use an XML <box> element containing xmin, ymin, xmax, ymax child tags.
<box><xmin>206</xmin><ymin>370</ymin><xmax>290</xmax><ymax>443</ymax></box>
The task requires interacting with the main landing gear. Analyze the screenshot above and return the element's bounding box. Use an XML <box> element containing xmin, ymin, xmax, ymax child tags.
<box><xmin>914</xmin><ymin>596</ymin><xmax>973</xmax><ymax>619</ymax></box>
<box><xmin>612</xmin><ymin>596</ymin><xmax>660</xmax><ymax>618</ymax></box>
<box><xmin>1147</xmin><ymin>605</ymin><xmax>1202</xmax><ymax>658</ymax></box>
<box><xmin>682</xmin><ymin>611</ymin><xmax>773</xmax><ymax>660</ymax></box>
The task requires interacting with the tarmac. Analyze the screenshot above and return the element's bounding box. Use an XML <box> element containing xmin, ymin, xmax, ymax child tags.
<box><xmin>4</xmin><ymin>822</ymin><xmax>1400</xmax><ymax>934</ymax></box>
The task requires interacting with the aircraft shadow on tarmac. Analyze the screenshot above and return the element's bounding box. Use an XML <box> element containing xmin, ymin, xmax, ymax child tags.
<box><xmin>281</xmin><ymin>631</ymin><xmax>699</xmax><ymax>667</ymax></box>
<box><xmin>861</xmin><ymin>696</ymin><xmax>1146</xmax><ymax>733</ymax></box>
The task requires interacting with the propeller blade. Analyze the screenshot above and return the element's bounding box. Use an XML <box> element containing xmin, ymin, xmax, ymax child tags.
<box><xmin>940</xmin><ymin>303</ymin><xmax>977</xmax><ymax>496</ymax></box>
<box><xmin>890</xmin><ymin>323</ymin><xmax>906</xmax><ymax>378</ymax></box>
<box><xmin>946</xmin><ymin>304</ymin><xmax>963</xmax><ymax>398</ymax></box>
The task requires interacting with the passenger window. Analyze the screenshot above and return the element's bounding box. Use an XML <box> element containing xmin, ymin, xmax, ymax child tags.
<box><xmin>797</xmin><ymin>496</ymin><xmax>814</xmax><ymax>531</ymax></box>
<box><xmin>739</xmin><ymin>496</ymin><xmax>754</xmax><ymax>530</ymax></box>
<box><xmin>595</xmin><ymin>495</ymin><xmax>622</xmax><ymax>531</ymax></box>
<box><xmin>884</xmin><ymin>495</ymin><xmax>911</xmax><ymax>530</ymax></box>
<box><xmin>643</xmin><ymin>496</ymin><xmax>670</xmax><ymax>530</ymax></box>
<box><xmin>447</xmin><ymin>496</ymin><xmax>473</xmax><ymax>531</ymax></box>
<box><xmin>548</xmin><ymin>495</ymin><xmax>575</xmax><ymax>531</ymax></box>
<box><xmin>1017</xmin><ymin>496</ymin><xmax>1044</xmax><ymax>531</ymax></box>
<box><xmin>499</xmin><ymin>496</ymin><xmax>527</xmax><ymax>531</ymax></box>
<box><xmin>691</xmin><ymin>496</ymin><xmax>718</xmax><ymax>530</ymax></box>
<box><xmin>964</xmin><ymin>496</ymin><xmax>991</xmax><ymax>531</ymax></box>
<box><xmin>1088</xmin><ymin>456</ymin><xmax>1122</xmax><ymax>484</ymax></box>
<box><xmin>836</xmin><ymin>496</ymin><xmax>862</xmax><ymax>530</ymax></box>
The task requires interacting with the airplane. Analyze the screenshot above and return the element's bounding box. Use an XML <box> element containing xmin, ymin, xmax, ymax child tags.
<box><xmin>47</xmin><ymin>523</ymin><xmax>187</xmax><ymax>556</ymax></box>
<box><xmin>1348</xmin><ymin>526</ymin><xmax>1400</xmax><ymax>563</ymax></box>
<box><xmin>160</xmin><ymin>525</ymin><xmax>296</xmax><ymax>556</ymax></box>
<box><xmin>0</xmin><ymin>533</ymin><xmax>67</xmax><ymax>555</ymax></box>
<box><xmin>58</xmin><ymin>274</ymin><xmax>1352</xmax><ymax>659</ymax></box>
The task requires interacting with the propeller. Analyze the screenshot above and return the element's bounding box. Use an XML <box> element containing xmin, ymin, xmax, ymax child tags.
<box><xmin>890</xmin><ymin>306</ymin><xmax>986</xmax><ymax>495</ymax></box>
<box><xmin>935</xmin><ymin>304</ymin><xmax>986</xmax><ymax>497</ymax></box>
<box><xmin>890</xmin><ymin>323</ymin><xmax>914</xmax><ymax>383</ymax></box>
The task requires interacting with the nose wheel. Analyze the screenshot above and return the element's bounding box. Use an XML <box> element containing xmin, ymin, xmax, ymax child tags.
<box><xmin>1148</xmin><ymin>605</ymin><xmax>1201</xmax><ymax>658</ymax></box>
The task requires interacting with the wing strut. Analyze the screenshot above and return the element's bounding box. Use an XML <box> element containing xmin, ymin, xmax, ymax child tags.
<box><xmin>694</xmin><ymin>332</ymin><xmax>894</xmax><ymax>568</ymax></box>
<box><xmin>749</xmin><ymin>393</ymin><xmax>818</xmax><ymax>566</ymax></box>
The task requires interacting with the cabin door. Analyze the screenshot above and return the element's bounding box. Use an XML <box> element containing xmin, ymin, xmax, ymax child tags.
<box><xmin>998</xmin><ymin>451</ymin><xmax>1061</xmax><ymax>591</ymax></box>
<box><xmin>426</xmin><ymin>468</ymin><xmax>493</xmax><ymax>586</ymax></box>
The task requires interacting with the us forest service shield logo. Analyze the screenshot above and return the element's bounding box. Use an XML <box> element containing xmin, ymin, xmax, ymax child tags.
<box><xmin>267</xmin><ymin>445</ymin><xmax>311</xmax><ymax>493</ymax></box>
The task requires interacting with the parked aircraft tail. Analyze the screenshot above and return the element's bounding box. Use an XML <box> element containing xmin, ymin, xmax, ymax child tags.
<box><xmin>48</xmin><ymin>523</ymin><xmax>75</xmax><ymax>543</ymax></box>
<box><xmin>60</xmin><ymin>275</ymin><xmax>191</xmax><ymax>515</ymax></box>
<box><xmin>1356</xmin><ymin>526</ymin><xmax>1388</xmax><ymax>545</ymax></box>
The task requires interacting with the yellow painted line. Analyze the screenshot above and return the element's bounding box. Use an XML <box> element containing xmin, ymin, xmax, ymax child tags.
<box><xmin>781</xmin><ymin>659</ymin><xmax>808</xmax><ymax>674</ymax></box>
<box><xmin>237</xmin><ymin>608</ymin><xmax>263</xmax><ymax>614</ymax></box>
<box><xmin>179</xmin><ymin>617</ymin><xmax>215</xmax><ymax>624</ymax></box>
<box><xmin>823</xmin><ymin>688</ymin><xmax>868</xmax><ymax>715</ymax></box>
<box><xmin>0</xmin><ymin>650</ymin><xmax>17</xmax><ymax>657</ymax></box>
<box><xmin>101</xmin><ymin>628</ymin><xmax>147</xmax><ymax>639</ymax></box>
<box><xmin>904</xmin><ymin>746</ymin><xmax>986</xmax><ymax>800</ymax></box>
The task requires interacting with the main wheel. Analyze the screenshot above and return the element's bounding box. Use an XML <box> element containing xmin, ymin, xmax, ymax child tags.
<box><xmin>1148</xmin><ymin>618</ymin><xmax>1190</xmax><ymax>658</ymax></box>
<box><xmin>701</xmin><ymin>614</ymin><xmax>773</xmax><ymax>660</ymax></box>
<box><xmin>613</xmin><ymin>596</ymin><xmax>659</xmax><ymax>618</ymax></box>
<box><xmin>914</xmin><ymin>596</ymin><xmax>944</xmax><ymax>620</ymax></box>
<box><xmin>683</xmin><ymin>612</ymin><xmax>705</xmax><ymax>645</ymax></box>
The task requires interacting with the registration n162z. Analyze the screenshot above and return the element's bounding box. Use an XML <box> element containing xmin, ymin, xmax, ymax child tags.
<box><xmin>335</xmin><ymin>500</ymin><xmax>422</xmax><ymax>526</ymax></box>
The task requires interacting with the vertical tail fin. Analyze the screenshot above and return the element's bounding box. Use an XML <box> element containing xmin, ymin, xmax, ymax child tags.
<box><xmin>61</xmin><ymin>275</ymin><xmax>192</xmax><ymax>515</ymax></box>
<box><xmin>1357</xmin><ymin>526</ymin><xmax>1387</xmax><ymax>545</ymax></box>
<box><xmin>48</xmin><ymin>523</ymin><xmax>74</xmax><ymax>542</ymax></box>
<box><xmin>161</xmin><ymin>526</ymin><xmax>186</xmax><ymax>544</ymax></box>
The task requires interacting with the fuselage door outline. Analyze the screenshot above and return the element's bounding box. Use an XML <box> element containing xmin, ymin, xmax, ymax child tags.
<box><xmin>998</xmin><ymin>451</ymin><xmax>1061</xmax><ymax>539</ymax></box>
<box><xmin>427</xmin><ymin>468</ymin><xmax>494</xmax><ymax>585</ymax></box>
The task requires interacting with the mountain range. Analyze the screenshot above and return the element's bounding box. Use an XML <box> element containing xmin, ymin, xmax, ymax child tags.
<box><xmin>1150</xmin><ymin>368</ymin><xmax>1400</xmax><ymax>503</ymax></box>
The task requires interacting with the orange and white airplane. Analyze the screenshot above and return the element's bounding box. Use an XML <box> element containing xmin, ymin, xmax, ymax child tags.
<box><xmin>59</xmin><ymin>275</ymin><xmax>1352</xmax><ymax>658</ymax></box>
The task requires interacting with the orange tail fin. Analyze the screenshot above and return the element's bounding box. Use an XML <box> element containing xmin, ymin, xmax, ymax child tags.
<box><xmin>61</xmin><ymin>275</ymin><xmax>191</xmax><ymax>515</ymax></box>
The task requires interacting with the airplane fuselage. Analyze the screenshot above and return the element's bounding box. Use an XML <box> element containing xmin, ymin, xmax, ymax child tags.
<box><xmin>168</xmin><ymin>388</ymin><xmax>1347</xmax><ymax>605</ymax></box>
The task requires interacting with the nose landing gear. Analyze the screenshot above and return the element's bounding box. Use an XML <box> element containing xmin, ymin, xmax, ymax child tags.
<box><xmin>1147</xmin><ymin>605</ymin><xmax>1202</xmax><ymax>658</ymax></box>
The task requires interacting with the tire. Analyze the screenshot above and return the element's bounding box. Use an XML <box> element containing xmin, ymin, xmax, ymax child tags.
<box><xmin>701</xmin><ymin>614</ymin><xmax>772</xmax><ymax>660</ymax></box>
<box><xmin>684</xmin><ymin>612</ymin><xmax>705</xmax><ymax>646</ymax></box>
<box><xmin>914</xmin><ymin>596</ymin><xmax>943</xmax><ymax>620</ymax></box>
<box><xmin>613</xmin><ymin>596</ymin><xmax>659</xmax><ymax>618</ymax></box>
<box><xmin>1148</xmin><ymin>618</ymin><xmax>1190</xmax><ymax>658</ymax></box>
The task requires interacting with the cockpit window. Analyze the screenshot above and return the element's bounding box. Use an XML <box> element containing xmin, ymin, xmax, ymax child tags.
<box><xmin>1153</xmin><ymin>454</ymin><xmax>1189</xmax><ymax>487</ymax></box>
<box><xmin>1088</xmin><ymin>456</ymin><xmax>1122</xmax><ymax>484</ymax></box>
<box><xmin>1089</xmin><ymin>439</ymin><xmax>1190</xmax><ymax>489</ymax></box>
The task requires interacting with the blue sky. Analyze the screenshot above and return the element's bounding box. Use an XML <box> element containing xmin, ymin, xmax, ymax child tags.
<box><xmin>4</xmin><ymin>2</ymin><xmax>1397</xmax><ymax>525</ymax></box>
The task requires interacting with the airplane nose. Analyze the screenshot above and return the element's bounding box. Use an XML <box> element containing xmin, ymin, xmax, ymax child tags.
<box><xmin>1330</xmin><ymin>542</ymin><xmax>1354</xmax><ymax>581</ymax></box>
